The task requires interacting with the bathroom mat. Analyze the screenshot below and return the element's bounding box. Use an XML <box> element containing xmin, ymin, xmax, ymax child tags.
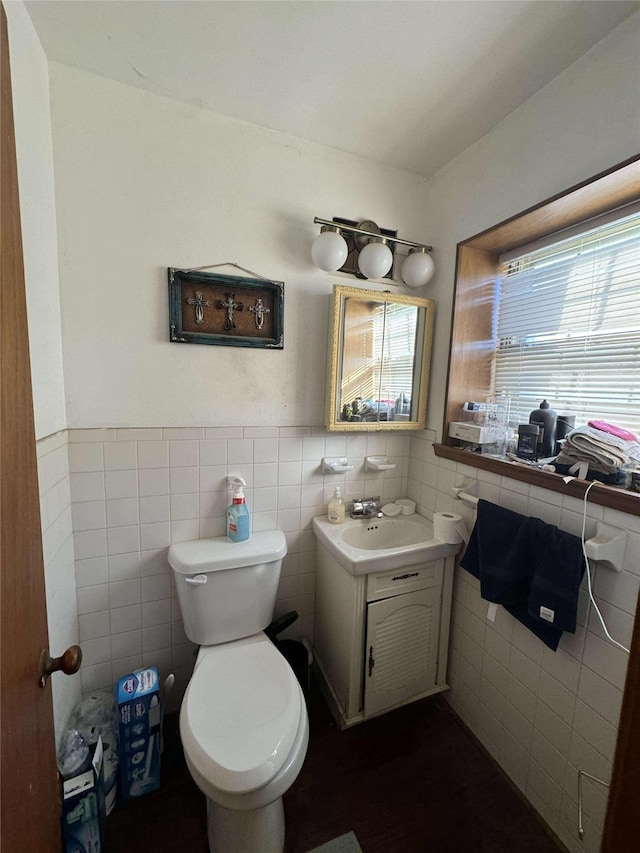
<box><xmin>306</xmin><ymin>830</ymin><xmax>363</xmax><ymax>853</ymax></box>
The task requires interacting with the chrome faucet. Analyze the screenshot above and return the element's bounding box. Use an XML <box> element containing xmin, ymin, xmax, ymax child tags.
<box><xmin>350</xmin><ymin>496</ymin><xmax>383</xmax><ymax>519</ymax></box>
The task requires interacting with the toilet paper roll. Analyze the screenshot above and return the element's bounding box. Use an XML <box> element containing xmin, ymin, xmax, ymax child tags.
<box><xmin>433</xmin><ymin>511</ymin><xmax>469</xmax><ymax>545</ymax></box>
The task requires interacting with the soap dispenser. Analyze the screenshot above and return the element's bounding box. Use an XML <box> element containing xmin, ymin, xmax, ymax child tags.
<box><xmin>327</xmin><ymin>486</ymin><xmax>345</xmax><ymax>525</ymax></box>
<box><xmin>227</xmin><ymin>477</ymin><xmax>250</xmax><ymax>542</ymax></box>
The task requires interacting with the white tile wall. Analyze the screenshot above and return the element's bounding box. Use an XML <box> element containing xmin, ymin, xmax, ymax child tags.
<box><xmin>37</xmin><ymin>431</ymin><xmax>81</xmax><ymax>743</ymax></box>
<box><xmin>408</xmin><ymin>431</ymin><xmax>639</xmax><ymax>853</ymax></box>
<box><xmin>69</xmin><ymin>426</ymin><xmax>411</xmax><ymax>711</ymax></box>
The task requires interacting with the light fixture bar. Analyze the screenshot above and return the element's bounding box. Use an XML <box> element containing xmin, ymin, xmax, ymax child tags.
<box><xmin>313</xmin><ymin>217</ymin><xmax>432</xmax><ymax>253</ymax></box>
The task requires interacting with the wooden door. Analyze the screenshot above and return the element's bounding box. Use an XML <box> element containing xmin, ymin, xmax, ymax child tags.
<box><xmin>364</xmin><ymin>587</ymin><xmax>441</xmax><ymax>718</ymax></box>
<box><xmin>0</xmin><ymin>5</ymin><xmax>61</xmax><ymax>850</ymax></box>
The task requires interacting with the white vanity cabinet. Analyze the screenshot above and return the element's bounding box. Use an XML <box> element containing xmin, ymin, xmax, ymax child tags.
<box><xmin>314</xmin><ymin>542</ymin><xmax>455</xmax><ymax>729</ymax></box>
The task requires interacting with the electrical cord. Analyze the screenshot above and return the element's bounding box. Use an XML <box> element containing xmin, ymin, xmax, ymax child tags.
<box><xmin>580</xmin><ymin>480</ymin><xmax>630</xmax><ymax>655</ymax></box>
<box><xmin>574</xmin><ymin>481</ymin><xmax>624</xmax><ymax>843</ymax></box>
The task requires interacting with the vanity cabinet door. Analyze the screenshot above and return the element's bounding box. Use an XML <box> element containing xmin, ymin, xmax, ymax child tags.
<box><xmin>364</xmin><ymin>587</ymin><xmax>441</xmax><ymax>718</ymax></box>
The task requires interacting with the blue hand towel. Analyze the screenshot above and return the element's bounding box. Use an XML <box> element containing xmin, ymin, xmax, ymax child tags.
<box><xmin>460</xmin><ymin>501</ymin><xmax>540</xmax><ymax>605</ymax></box>
<box><xmin>460</xmin><ymin>499</ymin><xmax>584</xmax><ymax>651</ymax></box>
<box><xmin>504</xmin><ymin>601</ymin><xmax>563</xmax><ymax>650</ymax></box>
<box><xmin>527</xmin><ymin>525</ymin><xmax>585</xmax><ymax>633</ymax></box>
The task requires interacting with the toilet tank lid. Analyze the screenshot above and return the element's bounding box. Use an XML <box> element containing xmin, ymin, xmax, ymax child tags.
<box><xmin>168</xmin><ymin>530</ymin><xmax>287</xmax><ymax>575</ymax></box>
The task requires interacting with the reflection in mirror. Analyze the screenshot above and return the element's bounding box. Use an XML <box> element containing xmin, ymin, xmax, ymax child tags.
<box><xmin>326</xmin><ymin>286</ymin><xmax>435</xmax><ymax>432</ymax></box>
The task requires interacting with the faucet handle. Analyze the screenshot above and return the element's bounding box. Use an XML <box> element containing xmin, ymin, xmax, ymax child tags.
<box><xmin>350</xmin><ymin>499</ymin><xmax>364</xmax><ymax>518</ymax></box>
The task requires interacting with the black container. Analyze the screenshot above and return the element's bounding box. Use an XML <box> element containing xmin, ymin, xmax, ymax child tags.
<box><xmin>529</xmin><ymin>400</ymin><xmax>558</xmax><ymax>459</ymax></box>
<box><xmin>517</xmin><ymin>423</ymin><xmax>540</xmax><ymax>460</ymax></box>
<box><xmin>555</xmin><ymin>414</ymin><xmax>576</xmax><ymax>440</ymax></box>
<box><xmin>265</xmin><ymin>611</ymin><xmax>311</xmax><ymax>696</ymax></box>
<box><xmin>555</xmin><ymin>414</ymin><xmax>576</xmax><ymax>454</ymax></box>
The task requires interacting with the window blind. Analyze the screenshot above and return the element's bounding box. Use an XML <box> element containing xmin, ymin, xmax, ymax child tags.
<box><xmin>495</xmin><ymin>207</ymin><xmax>640</xmax><ymax>433</ymax></box>
<box><xmin>374</xmin><ymin>302</ymin><xmax>418</xmax><ymax>402</ymax></box>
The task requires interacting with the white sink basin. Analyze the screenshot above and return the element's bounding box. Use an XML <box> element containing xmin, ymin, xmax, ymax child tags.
<box><xmin>312</xmin><ymin>513</ymin><xmax>460</xmax><ymax>575</ymax></box>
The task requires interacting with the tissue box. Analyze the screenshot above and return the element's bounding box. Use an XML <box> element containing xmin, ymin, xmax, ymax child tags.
<box><xmin>116</xmin><ymin>667</ymin><xmax>161</xmax><ymax>800</ymax></box>
<box><xmin>61</xmin><ymin>736</ymin><xmax>105</xmax><ymax>853</ymax></box>
<box><xmin>448</xmin><ymin>421</ymin><xmax>507</xmax><ymax>445</ymax></box>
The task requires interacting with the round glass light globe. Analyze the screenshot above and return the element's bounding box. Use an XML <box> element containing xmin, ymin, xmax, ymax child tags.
<box><xmin>402</xmin><ymin>251</ymin><xmax>435</xmax><ymax>288</ymax></box>
<box><xmin>311</xmin><ymin>230</ymin><xmax>348</xmax><ymax>272</ymax></box>
<box><xmin>358</xmin><ymin>241</ymin><xmax>393</xmax><ymax>279</ymax></box>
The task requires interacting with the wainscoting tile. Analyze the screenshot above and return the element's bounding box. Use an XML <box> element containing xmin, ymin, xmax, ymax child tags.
<box><xmin>108</xmin><ymin>553</ymin><xmax>141</xmax><ymax>582</ymax></box>
<box><xmin>71</xmin><ymin>472</ymin><xmax>106</xmax><ymax>503</ymax></box>
<box><xmin>69</xmin><ymin>443</ymin><xmax>104</xmax><ymax>473</ymax></box>
<box><xmin>137</xmin><ymin>441</ymin><xmax>169</xmax><ymax>469</ymax></box>
<box><xmin>139</xmin><ymin>495</ymin><xmax>170</xmax><ymax>525</ymax></box>
<box><xmin>106</xmin><ymin>470</ymin><xmax>139</xmax><ymax>499</ymax></box>
<box><xmin>138</xmin><ymin>468</ymin><xmax>169</xmax><ymax>497</ymax></box>
<box><xmin>77</xmin><ymin>584</ymin><xmax>109</xmax><ymax>615</ymax></box>
<box><xmin>104</xmin><ymin>442</ymin><xmax>137</xmax><ymax>471</ymax></box>
<box><xmin>169</xmin><ymin>440</ymin><xmax>198</xmax><ymax>468</ymax></box>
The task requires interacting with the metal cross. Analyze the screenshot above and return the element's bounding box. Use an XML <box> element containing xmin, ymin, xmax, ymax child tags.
<box><xmin>216</xmin><ymin>292</ymin><xmax>243</xmax><ymax>330</ymax></box>
<box><xmin>186</xmin><ymin>291</ymin><xmax>211</xmax><ymax>324</ymax></box>
<box><xmin>249</xmin><ymin>298</ymin><xmax>271</xmax><ymax>330</ymax></box>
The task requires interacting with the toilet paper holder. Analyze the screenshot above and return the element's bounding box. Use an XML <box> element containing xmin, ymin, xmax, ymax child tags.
<box><xmin>451</xmin><ymin>477</ymin><xmax>479</xmax><ymax>507</ymax></box>
<box><xmin>584</xmin><ymin>522</ymin><xmax>626</xmax><ymax>572</ymax></box>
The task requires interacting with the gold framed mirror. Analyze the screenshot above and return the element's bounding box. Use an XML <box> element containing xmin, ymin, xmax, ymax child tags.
<box><xmin>326</xmin><ymin>285</ymin><xmax>435</xmax><ymax>431</ymax></box>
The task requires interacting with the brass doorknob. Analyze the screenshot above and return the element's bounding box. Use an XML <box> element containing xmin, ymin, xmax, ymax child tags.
<box><xmin>38</xmin><ymin>645</ymin><xmax>82</xmax><ymax>687</ymax></box>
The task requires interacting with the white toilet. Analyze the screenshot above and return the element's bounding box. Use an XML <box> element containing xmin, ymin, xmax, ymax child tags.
<box><xmin>168</xmin><ymin>531</ymin><xmax>309</xmax><ymax>853</ymax></box>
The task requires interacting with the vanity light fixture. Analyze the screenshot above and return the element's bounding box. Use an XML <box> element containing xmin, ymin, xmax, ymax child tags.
<box><xmin>312</xmin><ymin>216</ymin><xmax>435</xmax><ymax>287</ymax></box>
<box><xmin>311</xmin><ymin>225</ymin><xmax>349</xmax><ymax>272</ymax></box>
<box><xmin>357</xmin><ymin>237</ymin><xmax>393</xmax><ymax>280</ymax></box>
<box><xmin>401</xmin><ymin>247</ymin><xmax>435</xmax><ymax>289</ymax></box>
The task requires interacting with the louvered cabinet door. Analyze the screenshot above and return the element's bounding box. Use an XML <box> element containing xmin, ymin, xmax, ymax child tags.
<box><xmin>364</xmin><ymin>587</ymin><xmax>441</xmax><ymax>717</ymax></box>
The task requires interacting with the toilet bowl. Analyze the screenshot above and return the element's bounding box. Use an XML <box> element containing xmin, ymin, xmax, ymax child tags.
<box><xmin>180</xmin><ymin>635</ymin><xmax>309</xmax><ymax>853</ymax></box>
<box><xmin>168</xmin><ymin>531</ymin><xmax>309</xmax><ymax>853</ymax></box>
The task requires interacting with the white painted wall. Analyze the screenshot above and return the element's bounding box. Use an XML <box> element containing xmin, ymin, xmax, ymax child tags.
<box><xmin>48</xmin><ymin>63</ymin><xmax>431</xmax><ymax>429</ymax></box>
<box><xmin>5</xmin><ymin>0</ymin><xmax>66</xmax><ymax>440</ymax></box>
<box><xmin>421</xmin><ymin>11</ymin><xmax>640</xmax><ymax>437</ymax></box>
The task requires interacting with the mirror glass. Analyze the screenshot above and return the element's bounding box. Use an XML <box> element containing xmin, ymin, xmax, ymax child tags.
<box><xmin>326</xmin><ymin>285</ymin><xmax>435</xmax><ymax>431</ymax></box>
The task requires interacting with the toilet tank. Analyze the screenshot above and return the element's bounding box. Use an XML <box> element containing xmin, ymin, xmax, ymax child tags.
<box><xmin>168</xmin><ymin>531</ymin><xmax>287</xmax><ymax>646</ymax></box>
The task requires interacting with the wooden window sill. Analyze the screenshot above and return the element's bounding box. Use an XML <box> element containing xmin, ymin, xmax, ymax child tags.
<box><xmin>434</xmin><ymin>444</ymin><xmax>640</xmax><ymax>517</ymax></box>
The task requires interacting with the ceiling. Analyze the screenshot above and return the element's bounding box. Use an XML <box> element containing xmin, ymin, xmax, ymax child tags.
<box><xmin>24</xmin><ymin>0</ymin><xmax>640</xmax><ymax>178</ymax></box>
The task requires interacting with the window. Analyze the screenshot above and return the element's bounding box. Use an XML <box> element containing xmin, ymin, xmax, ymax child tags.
<box><xmin>439</xmin><ymin>156</ymin><xmax>640</xmax><ymax>513</ymax></box>
<box><xmin>495</xmin><ymin>206</ymin><xmax>640</xmax><ymax>432</ymax></box>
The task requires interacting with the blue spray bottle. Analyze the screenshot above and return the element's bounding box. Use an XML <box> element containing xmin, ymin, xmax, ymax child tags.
<box><xmin>227</xmin><ymin>476</ymin><xmax>250</xmax><ymax>542</ymax></box>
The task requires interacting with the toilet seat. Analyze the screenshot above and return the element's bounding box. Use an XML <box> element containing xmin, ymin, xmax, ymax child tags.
<box><xmin>180</xmin><ymin>635</ymin><xmax>302</xmax><ymax>796</ymax></box>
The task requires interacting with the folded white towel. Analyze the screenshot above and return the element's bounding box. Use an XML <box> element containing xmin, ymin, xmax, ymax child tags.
<box><xmin>556</xmin><ymin>424</ymin><xmax>640</xmax><ymax>473</ymax></box>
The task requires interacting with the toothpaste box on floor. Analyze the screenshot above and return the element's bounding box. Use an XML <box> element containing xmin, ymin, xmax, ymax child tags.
<box><xmin>116</xmin><ymin>667</ymin><xmax>161</xmax><ymax>800</ymax></box>
<box><xmin>61</xmin><ymin>736</ymin><xmax>105</xmax><ymax>853</ymax></box>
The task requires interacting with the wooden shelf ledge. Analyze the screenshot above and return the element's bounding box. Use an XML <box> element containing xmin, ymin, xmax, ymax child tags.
<box><xmin>434</xmin><ymin>444</ymin><xmax>640</xmax><ymax>517</ymax></box>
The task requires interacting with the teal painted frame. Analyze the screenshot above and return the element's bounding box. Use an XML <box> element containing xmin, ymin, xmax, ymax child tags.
<box><xmin>168</xmin><ymin>268</ymin><xmax>284</xmax><ymax>349</ymax></box>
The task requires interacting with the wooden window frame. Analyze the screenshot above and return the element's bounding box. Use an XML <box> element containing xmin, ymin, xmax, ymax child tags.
<box><xmin>436</xmin><ymin>153</ymin><xmax>640</xmax><ymax>517</ymax></box>
<box><xmin>436</xmin><ymin>153</ymin><xmax>640</xmax><ymax>850</ymax></box>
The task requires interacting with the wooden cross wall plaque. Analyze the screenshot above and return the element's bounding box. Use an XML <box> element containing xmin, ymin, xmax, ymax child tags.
<box><xmin>168</xmin><ymin>268</ymin><xmax>284</xmax><ymax>349</ymax></box>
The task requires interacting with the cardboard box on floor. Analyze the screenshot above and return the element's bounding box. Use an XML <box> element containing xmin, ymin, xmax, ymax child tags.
<box><xmin>116</xmin><ymin>666</ymin><xmax>161</xmax><ymax>800</ymax></box>
<box><xmin>61</xmin><ymin>736</ymin><xmax>106</xmax><ymax>853</ymax></box>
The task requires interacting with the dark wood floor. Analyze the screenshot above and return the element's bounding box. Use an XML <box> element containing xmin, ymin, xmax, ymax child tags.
<box><xmin>106</xmin><ymin>681</ymin><xmax>564</xmax><ymax>853</ymax></box>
